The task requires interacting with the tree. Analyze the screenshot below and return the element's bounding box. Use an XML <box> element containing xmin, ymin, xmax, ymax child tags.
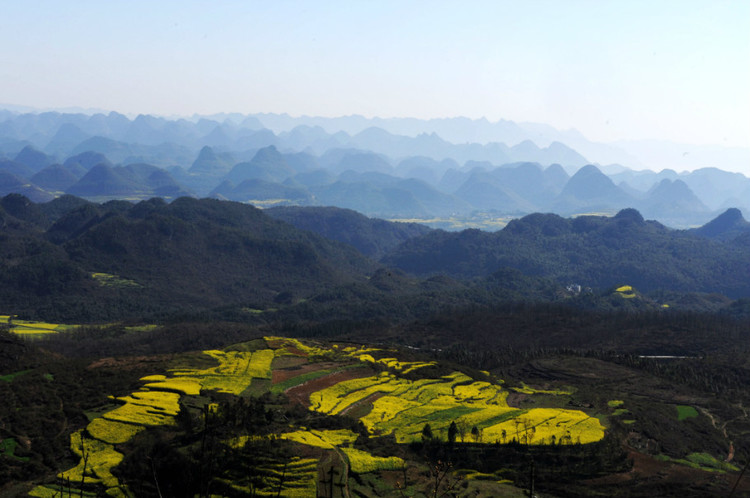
<box><xmin>447</xmin><ymin>421</ymin><xmax>458</xmax><ymax>445</ymax></box>
<box><xmin>456</xmin><ymin>420</ymin><xmax>468</xmax><ymax>443</ymax></box>
<box><xmin>521</xmin><ymin>418</ymin><xmax>535</xmax><ymax>445</ymax></box>
<box><xmin>422</xmin><ymin>423</ymin><xmax>433</xmax><ymax>441</ymax></box>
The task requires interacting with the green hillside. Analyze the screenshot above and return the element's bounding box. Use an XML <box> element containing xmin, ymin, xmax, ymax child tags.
<box><xmin>384</xmin><ymin>209</ymin><xmax>750</xmax><ymax>297</ymax></box>
<box><xmin>0</xmin><ymin>196</ymin><xmax>377</xmax><ymax>321</ymax></box>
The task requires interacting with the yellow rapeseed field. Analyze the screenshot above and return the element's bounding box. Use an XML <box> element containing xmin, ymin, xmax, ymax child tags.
<box><xmin>281</xmin><ymin>429</ymin><xmax>358</xmax><ymax>449</ymax></box>
<box><xmin>266</xmin><ymin>336</ymin><xmax>330</xmax><ymax>358</ymax></box>
<box><xmin>32</xmin><ymin>337</ymin><xmax>607</xmax><ymax>497</ymax></box>
<box><xmin>341</xmin><ymin>447</ymin><xmax>405</xmax><ymax>473</ymax></box>
<box><xmin>103</xmin><ymin>390</ymin><xmax>180</xmax><ymax>426</ymax></box>
<box><xmin>170</xmin><ymin>348</ymin><xmax>274</xmax><ymax>394</ymax></box>
<box><xmin>58</xmin><ymin>430</ymin><xmax>123</xmax><ymax>488</ymax></box>
<box><xmin>353</xmin><ymin>354</ymin><xmax>437</xmax><ymax>374</ymax></box>
<box><xmin>143</xmin><ymin>376</ymin><xmax>202</xmax><ymax>395</ymax></box>
<box><xmin>309</xmin><ymin>369</ymin><xmax>605</xmax><ymax>445</ymax></box>
<box><xmin>31</xmin><ymin>342</ymin><xmax>283</xmax><ymax>496</ymax></box>
<box><xmin>86</xmin><ymin>418</ymin><xmax>145</xmax><ymax>445</ymax></box>
<box><xmin>482</xmin><ymin>408</ymin><xmax>605</xmax><ymax>445</ymax></box>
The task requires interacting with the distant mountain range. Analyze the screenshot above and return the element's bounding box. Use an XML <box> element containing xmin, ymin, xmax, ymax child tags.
<box><xmin>0</xmin><ymin>109</ymin><xmax>748</xmax><ymax>228</ymax></box>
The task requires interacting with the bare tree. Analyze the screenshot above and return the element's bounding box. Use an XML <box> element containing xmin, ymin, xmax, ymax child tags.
<box><xmin>428</xmin><ymin>460</ymin><xmax>461</xmax><ymax>498</ymax></box>
<box><xmin>78</xmin><ymin>436</ymin><xmax>90</xmax><ymax>498</ymax></box>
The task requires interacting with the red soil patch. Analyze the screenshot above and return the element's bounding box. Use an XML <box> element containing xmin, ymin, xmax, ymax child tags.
<box><xmin>283</xmin><ymin>345</ymin><xmax>307</xmax><ymax>357</ymax></box>
<box><xmin>340</xmin><ymin>392</ymin><xmax>384</xmax><ymax>417</ymax></box>
<box><xmin>271</xmin><ymin>361</ymin><xmax>341</xmax><ymax>384</ymax></box>
<box><xmin>286</xmin><ymin>368</ymin><xmax>373</xmax><ymax>407</ymax></box>
<box><xmin>87</xmin><ymin>354</ymin><xmax>173</xmax><ymax>371</ymax></box>
<box><xmin>264</xmin><ymin>338</ymin><xmax>309</xmax><ymax>357</ymax></box>
<box><xmin>506</xmin><ymin>392</ymin><xmax>528</xmax><ymax>408</ymax></box>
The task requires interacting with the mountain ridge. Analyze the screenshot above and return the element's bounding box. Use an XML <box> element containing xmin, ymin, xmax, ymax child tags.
<box><xmin>2</xmin><ymin>110</ymin><xmax>749</xmax><ymax>227</ymax></box>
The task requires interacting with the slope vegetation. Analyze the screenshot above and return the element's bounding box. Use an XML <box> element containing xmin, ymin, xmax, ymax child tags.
<box><xmin>383</xmin><ymin>208</ymin><xmax>750</xmax><ymax>297</ymax></box>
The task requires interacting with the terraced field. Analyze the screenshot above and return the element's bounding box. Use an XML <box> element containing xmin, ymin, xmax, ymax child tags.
<box><xmin>25</xmin><ymin>335</ymin><xmax>607</xmax><ymax>497</ymax></box>
<box><xmin>214</xmin><ymin>455</ymin><xmax>318</xmax><ymax>497</ymax></box>
<box><xmin>29</xmin><ymin>346</ymin><xmax>276</xmax><ymax>497</ymax></box>
<box><xmin>309</xmin><ymin>370</ymin><xmax>604</xmax><ymax>444</ymax></box>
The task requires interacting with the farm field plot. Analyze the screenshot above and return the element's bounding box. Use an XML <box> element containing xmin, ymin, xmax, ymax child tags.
<box><xmin>308</xmin><ymin>369</ymin><xmax>605</xmax><ymax>444</ymax></box>
<box><xmin>0</xmin><ymin>314</ymin><xmax>75</xmax><ymax>336</ymax></box>
<box><xmin>353</xmin><ymin>353</ymin><xmax>437</xmax><ymax>374</ymax></box>
<box><xmin>309</xmin><ymin>372</ymin><xmax>408</xmax><ymax>415</ymax></box>
<box><xmin>281</xmin><ymin>428</ymin><xmax>359</xmax><ymax>449</ymax></box>
<box><xmin>279</xmin><ymin>429</ymin><xmax>404</xmax><ymax>476</ymax></box>
<box><xmin>91</xmin><ymin>272</ymin><xmax>140</xmax><ymax>288</ymax></box>
<box><xmin>102</xmin><ymin>390</ymin><xmax>180</xmax><ymax>426</ymax></box>
<box><xmin>86</xmin><ymin>418</ymin><xmax>145</xmax><ymax>445</ymax></box>
<box><xmin>142</xmin><ymin>375</ymin><xmax>202</xmax><ymax>395</ymax></box>
<box><xmin>57</xmin><ymin>430</ymin><xmax>124</xmax><ymax>490</ymax></box>
<box><xmin>265</xmin><ymin>336</ymin><xmax>336</xmax><ymax>359</ymax></box>
<box><xmin>285</xmin><ymin>367</ymin><xmax>375</xmax><ymax>406</ymax></box>
<box><xmin>30</xmin><ymin>384</ymin><xmax>183</xmax><ymax>496</ymax></box>
<box><xmin>340</xmin><ymin>447</ymin><xmax>405</xmax><ymax>474</ymax></box>
<box><xmin>169</xmin><ymin>348</ymin><xmax>274</xmax><ymax>395</ymax></box>
<box><xmin>270</xmin><ymin>362</ymin><xmax>364</xmax><ymax>394</ymax></box>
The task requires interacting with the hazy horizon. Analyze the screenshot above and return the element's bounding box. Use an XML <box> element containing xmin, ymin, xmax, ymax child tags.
<box><xmin>2</xmin><ymin>1</ymin><xmax>748</xmax><ymax>150</ymax></box>
<box><xmin>3</xmin><ymin>103</ymin><xmax>749</xmax><ymax>175</ymax></box>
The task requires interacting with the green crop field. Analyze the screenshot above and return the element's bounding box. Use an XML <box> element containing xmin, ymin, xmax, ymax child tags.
<box><xmin>676</xmin><ymin>405</ymin><xmax>699</xmax><ymax>421</ymax></box>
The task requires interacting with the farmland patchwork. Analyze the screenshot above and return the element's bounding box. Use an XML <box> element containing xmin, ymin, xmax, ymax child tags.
<box><xmin>27</xmin><ymin>336</ymin><xmax>605</xmax><ymax>496</ymax></box>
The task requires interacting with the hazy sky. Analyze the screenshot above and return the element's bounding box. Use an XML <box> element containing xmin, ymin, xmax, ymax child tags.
<box><xmin>1</xmin><ymin>0</ymin><xmax>748</xmax><ymax>148</ymax></box>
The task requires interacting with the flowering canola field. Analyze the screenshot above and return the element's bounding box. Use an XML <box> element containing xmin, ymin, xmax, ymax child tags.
<box><xmin>29</xmin><ymin>335</ymin><xmax>605</xmax><ymax>498</ymax></box>
<box><xmin>340</xmin><ymin>447</ymin><xmax>405</xmax><ymax>473</ymax></box>
<box><xmin>30</xmin><ymin>345</ymin><xmax>276</xmax><ymax>497</ymax></box>
<box><xmin>0</xmin><ymin>315</ymin><xmax>75</xmax><ymax>336</ymax></box>
<box><xmin>308</xmin><ymin>370</ymin><xmax>605</xmax><ymax>444</ymax></box>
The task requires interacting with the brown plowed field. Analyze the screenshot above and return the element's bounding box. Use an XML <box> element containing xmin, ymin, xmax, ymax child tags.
<box><xmin>271</xmin><ymin>360</ymin><xmax>342</xmax><ymax>384</ymax></box>
<box><xmin>286</xmin><ymin>367</ymin><xmax>374</xmax><ymax>406</ymax></box>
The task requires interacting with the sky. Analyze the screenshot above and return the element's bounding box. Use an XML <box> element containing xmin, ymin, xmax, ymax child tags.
<box><xmin>1</xmin><ymin>0</ymin><xmax>749</xmax><ymax>149</ymax></box>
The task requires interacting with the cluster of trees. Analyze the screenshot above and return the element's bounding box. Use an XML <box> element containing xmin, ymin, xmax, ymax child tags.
<box><xmin>116</xmin><ymin>392</ymin><xmax>367</xmax><ymax>497</ymax></box>
<box><xmin>408</xmin><ymin>420</ymin><xmax>630</xmax><ymax>497</ymax></box>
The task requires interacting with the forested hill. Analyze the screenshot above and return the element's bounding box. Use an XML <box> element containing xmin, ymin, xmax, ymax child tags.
<box><xmin>265</xmin><ymin>205</ymin><xmax>432</xmax><ymax>259</ymax></box>
<box><xmin>0</xmin><ymin>195</ymin><xmax>377</xmax><ymax>321</ymax></box>
<box><xmin>2</xmin><ymin>195</ymin><xmax>749</xmax><ymax>322</ymax></box>
<box><xmin>382</xmin><ymin>208</ymin><xmax>750</xmax><ymax>298</ymax></box>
